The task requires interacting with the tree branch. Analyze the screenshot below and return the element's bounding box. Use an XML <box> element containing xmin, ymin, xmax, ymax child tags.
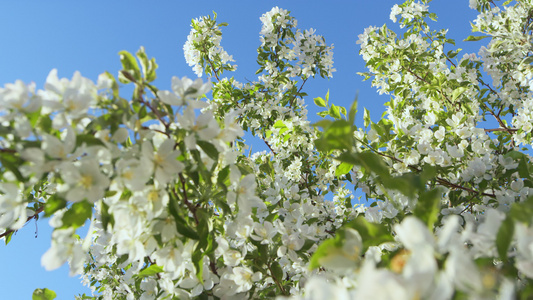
<box><xmin>0</xmin><ymin>205</ymin><xmax>44</xmax><ymax>240</ymax></box>
<box><xmin>177</xmin><ymin>174</ymin><xmax>199</xmax><ymax>225</ymax></box>
<box><xmin>202</xmin><ymin>45</ymin><xmax>221</xmax><ymax>82</ymax></box>
<box><xmin>0</xmin><ymin>148</ymin><xmax>16</xmax><ymax>154</ymax></box>
<box><xmin>355</xmin><ymin>137</ymin><xmax>496</xmax><ymax>199</ymax></box>
<box><xmin>267</xmin><ymin>263</ymin><xmax>288</xmax><ymax>295</ymax></box>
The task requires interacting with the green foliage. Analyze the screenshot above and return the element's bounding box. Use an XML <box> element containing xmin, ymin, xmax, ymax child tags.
<box><xmin>464</xmin><ymin>35</ymin><xmax>490</xmax><ymax>42</ymax></box>
<box><xmin>136</xmin><ymin>265</ymin><xmax>164</xmax><ymax>278</ymax></box>
<box><xmin>61</xmin><ymin>201</ymin><xmax>93</xmax><ymax>229</ymax></box>
<box><xmin>32</xmin><ymin>288</ymin><xmax>57</xmax><ymax>300</ymax></box>
<box><xmin>345</xmin><ymin>216</ymin><xmax>394</xmax><ymax>252</ymax></box>
<box><xmin>496</xmin><ymin>215</ymin><xmax>515</xmax><ymax>262</ymax></box>
<box><xmin>314</xmin><ymin>120</ymin><xmax>354</xmax><ymax>152</ymax></box>
<box><xmin>509</xmin><ymin>196</ymin><xmax>533</xmax><ymax>225</ymax></box>
<box><xmin>44</xmin><ymin>195</ymin><xmax>67</xmax><ymax>217</ymax></box>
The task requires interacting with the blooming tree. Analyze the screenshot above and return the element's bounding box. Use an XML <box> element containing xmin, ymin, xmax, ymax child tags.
<box><xmin>3</xmin><ymin>0</ymin><xmax>533</xmax><ymax>299</ymax></box>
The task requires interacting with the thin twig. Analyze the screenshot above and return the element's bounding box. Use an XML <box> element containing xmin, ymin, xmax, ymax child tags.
<box><xmin>355</xmin><ymin>137</ymin><xmax>496</xmax><ymax>199</ymax></box>
<box><xmin>202</xmin><ymin>45</ymin><xmax>220</xmax><ymax>82</ymax></box>
<box><xmin>0</xmin><ymin>148</ymin><xmax>16</xmax><ymax>154</ymax></box>
<box><xmin>178</xmin><ymin>174</ymin><xmax>199</xmax><ymax>225</ymax></box>
<box><xmin>0</xmin><ymin>205</ymin><xmax>44</xmax><ymax>239</ymax></box>
<box><xmin>267</xmin><ymin>263</ymin><xmax>288</xmax><ymax>295</ymax></box>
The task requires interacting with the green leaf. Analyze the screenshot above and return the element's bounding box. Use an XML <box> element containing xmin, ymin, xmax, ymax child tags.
<box><xmin>496</xmin><ymin>216</ymin><xmax>514</xmax><ymax>261</ymax></box>
<box><xmin>452</xmin><ymin>87</ymin><xmax>467</xmax><ymax>101</ymax></box>
<box><xmin>146</xmin><ymin>58</ymin><xmax>158</xmax><ymax>82</ymax></box>
<box><xmin>335</xmin><ymin>162</ymin><xmax>353</xmax><ymax>177</ymax></box>
<box><xmin>176</xmin><ymin>221</ymin><xmax>200</xmax><ymax>240</ymax></box>
<box><xmin>136</xmin><ymin>47</ymin><xmax>150</xmax><ymax>78</ymax></box>
<box><xmin>363</xmin><ymin>108</ymin><xmax>371</xmax><ymax>127</ymax></box>
<box><xmin>169</xmin><ymin>194</ymin><xmax>200</xmax><ymax>240</ymax></box>
<box><xmin>504</xmin><ymin>150</ymin><xmax>525</xmax><ymax>160</ymax></box>
<box><xmin>329</xmin><ymin>105</ymin><xmax>341</xmax><ymax>120</ymax></box>
<box><xmin>76</xmin><ymin>134</ymin><xmax>106</xmax><ymax>148</ymax></box>
<box><xmin>217</xmin><ymin>165</ymin><xmax>230</xmax><ymax>186</ymax></box>
<box><xmin>283</xmin><ymin>134</ymin><xmax>291</xmax><ymax>143</ymax></box>
<box><xmin>339</xmin><ymin>106</ymin><xmax>347</xmax><ymax>118</ymax></box>
<box><xmin>61</xmin><ymin>201</ymin><xmax>93</xmax><ymax>229</ymax></box>
<box><xmin>520</xmin><ymin>56</ymin><xmax>533</xmax><ymax>67</ymax></box>
<box><xmin>103</xmin><ymin>71</ymin><xmax>119</xmax><ymax>99</ymax></box>
<box><xmin>520</xmin><ymin>284</ymin><xmax>533</xmax><ymax>300</ymax></box>
<box><xmin>348</xmin><ymin>98</ymin><xmax>358</xmax><ymax>125</ymax></box>
<box><xmin>32</xmin><ymin>288</ymin><xmax>57</xmax><ymax>300</ymax></box>
<box><xmin>315</xmin><ymin>120</ymin><xmax>354</xmax><ymax>152</ymax></box>
<box><xmin>518</xmin><ymin>158</ymin><xmax>530</xmax><ymax>178</ymax></box>
<box><xmin>357</xmin><ymin>72</ymin><xmax>372</xmax><ymax>81</ymax></box>
<box><xmin>317</xmin><ymin>111</ymin><xmax>329</xmax><ymax>118</ymax></box>
<box><xmin>38</xmin><ymin>115</ymin><xmax>53</xmax><ymax>132</ymax></box>
<box><xmin>380</xmin><ymin>174</ymin><xmax>417</xmax><ymax>198</ymax></box>
<box><xmin>300</xmin><ymin>239</ymin><xmax>316</xmax><ymax>253</ymax></box>
<box><xmin>44</xmin><ymin>195</ymin><xmax>67</xmax><ymax>217</ymax></box>
<box><xmin>345</xmin><ymin>216</ymin><xmax>394</xmax><ymax>252</ymax></box>
<box><xmin>336</xmin><ymin>151</ymin><xmax>389</xmax><ymax>178</ymax></box>
<box><xmin>464</xmin><ymin>35</ymin><xmax>490</xmax><ymax>42</ymax></box>
<box><xmin>313</xmin><ymin>97</ymin><xmax>326</xmax><ymax>107</ymax></box>
<box><xmin>509</xmin><ymin>196</ymin><xmax>533</xmax><ymax>225</ymax></box>
<box><xmin>0</xmin><ymin>152</ymin><xmax>25</xmax><ymax>182</ymax></box>
<box><xmin>197</xmin><ymin>141</ymin><xmax>219</xmax><ymax>161</ymax></box>
<box><xmin>413</xmin><ymin>188</ymin><xmax>442</xmax><ymax>228</ymax></box>
<box><xmin>105</xmin><ymin>190</ymin><xmax>117</xmax><ymax>198</ymax></box>
<box><xmin>270</xmin><ymin>261</ymin><xmax>284</xmax><ymax>283</ymax></box>
<box><xmin>118</xmin><ymin>50</ymin><xmax>141</xmax><ymax>81</ymax></box>
<box><xmin>137</xmin><ymin>264</ymin><xmax>164</xmax><ymax>278</ymax></box>
<box><xmin>192</xmin><ymin>250</ymin><xmax>204</xmax><ymax>284</ymax></box>
<box><xmin>100</xmin><ymin>200</ymin><xmax>114</xmax><ymax>230</ymax></box>
<box><xmin>136</xmin><ymin>46</ymin><xmax>158</xmax><ymax>83</ymax></box>
<box><xmin>273</xmin><ymin>120</ymin><xmax>286</xmax><ymax>129</ymax></box>
<box><xmin>309</xmin><ymin>238</ymin><xmax>337</xmax><ymax>269</ymax></box>
<box><xmin>312</xmin><ymin>119</ymin><xmax>333</xmax><ymax>129</ymax></box>
<box><xmin>4</xmin><ymin>230</ymin><xmax>13</xmax><ymax>245</ymax></box>
<box><xmin>420</xmin><ymin>165</ymin><xmax>437</xmax><ymax>182</ymax></box>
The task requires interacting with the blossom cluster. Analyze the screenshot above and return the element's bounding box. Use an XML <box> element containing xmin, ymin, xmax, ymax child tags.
<box><xmin>183</xmin><ymin>13</ymin><xmax>237</xmax><ymax>78</ymax></box>
<box><xmin>2</xmin><ymin>1</ymin><xmax>533</xmax><ymax>299</ymax></box>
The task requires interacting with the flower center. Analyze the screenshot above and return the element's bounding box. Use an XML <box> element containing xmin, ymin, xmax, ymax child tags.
<box><xmin>80</xmin><ymin>174</ymin><xmax>93</xmax><ymax>189</ymax></box>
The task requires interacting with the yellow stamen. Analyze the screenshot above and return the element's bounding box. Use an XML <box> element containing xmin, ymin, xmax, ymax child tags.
<box><xmin>80</xmin><ymin>174</ymin><xmax>93</xmax><ymax>189</ymax></box>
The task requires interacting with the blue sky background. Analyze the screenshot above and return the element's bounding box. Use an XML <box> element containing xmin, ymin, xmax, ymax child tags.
<box><xmin>0</xmin><ymin>1</ymin><xmax>479</xmax><ymax>298</ymax></box>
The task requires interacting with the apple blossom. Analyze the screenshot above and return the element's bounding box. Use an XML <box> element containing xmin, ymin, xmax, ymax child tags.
<box><xmin>0</xmin><ymin>1</ymin><xmax>532</xmax><ymax>299</ymax></box>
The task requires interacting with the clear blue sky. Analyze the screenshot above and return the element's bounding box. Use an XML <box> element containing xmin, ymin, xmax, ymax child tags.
<box><xmin>0</xmin><ymin>1</ymin><xmax>478</xmax><ymax>298</ymax></box>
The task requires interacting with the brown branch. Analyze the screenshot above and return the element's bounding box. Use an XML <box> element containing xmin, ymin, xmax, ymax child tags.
<box><xmin>435</xmin><ymin>177</ymin><xmax>495</xmax><ymax>198</ymax></box>
<box><xmin>355</xmin><ymin>137</ymin><xmax>496</xmax><ymax>199</ymax></box>
<box><xmin>178</xmin><ymin>174</ymin><xmax>199</xmax><ymax>225</ymax></box>
<box><xmin>263</xmin><ymin>139</ymin><xmax>277</xmax><ymax>155</ymax></box>
<box><xmin>0</xmin><ymin>205</ymin><xmax>44</xmax><ymax>239</ymax></box>
<box><xmin>480</xmin><ymin>102</ymin><xmax>511</xmax><ymax>131</ymax></box>
<box><xmin>120</xmin><ymin>70</ymin><xmax>170</xmax><ymax>130</ymax></box>
<box><xmin>138</xmin><ymin>96</ymin><xmax>170</xmax><ymax>130</ymax></box>
<box><xmin>147</xmin><ymin>257</ymin><xmax>162</xmax><ymax>279</ymax></box>
<box><xmin>267</xmin><ymin>263</ymin><xmax>288</xmax><ymax>295</ymax></box>
<box><xmin>209</xmin><ymin>260</ymin><xmax>219</xmax><ymax>277</ymax></box>
<box><xmin>202</xmin><ymin>45</ymin><xmax>221</xmax><ymax>82</ymax></box>
<box><xmin>416</xmin><ymin>23</ymin><xmax>457</xmax><ymax>69</ymax></box>
<box><xmin>405</xmin><ymin>65</ymin><xmax>518</xmax><ymax>137</ymax></box>
<box><xmin>403</xmin><ymin>67</ymin><xmax>454</xmax><ymax>104</ymax></box>
<box><xmin>289</xmin><ymin>77</ymin><xmax>308</xmax><ymax>107</ymax></box>
<box><xmin>484</xmin><ymin>128</ymin><xmax>518</xmax><ymax>133</ymax></box>
<box><xmin>141</xmin><ymin>126</ymin><xmax>170</xmax><ymax>137</ymax></box>
<box><xmin>0</xmin><ymin>148</ymin><xmax>16</xmax><ymax>154</ymax></box>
